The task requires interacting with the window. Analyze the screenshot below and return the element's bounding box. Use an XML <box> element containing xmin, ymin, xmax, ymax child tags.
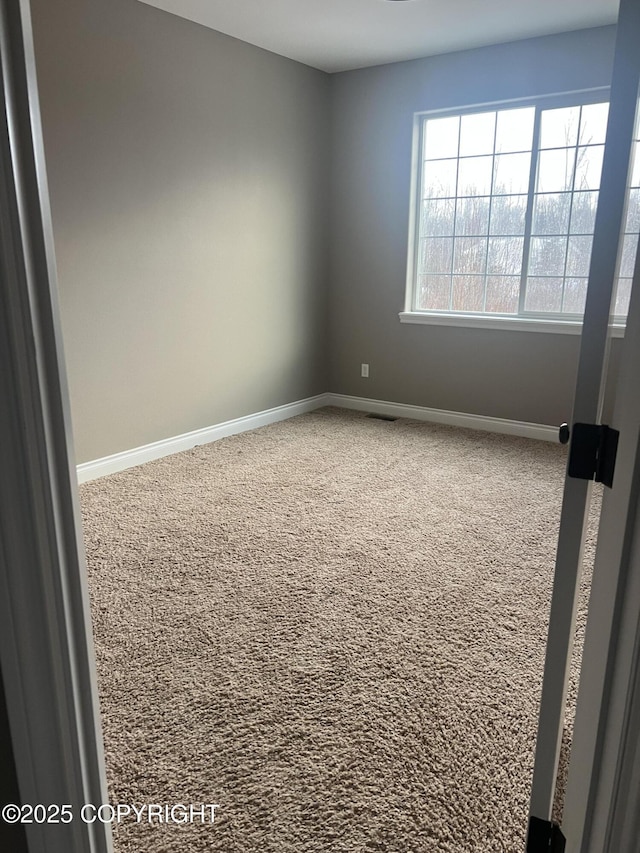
<box><xmin>405</xmin><ymin>92</ymin><xmax>640</xmax><ymax>328</ymax></box>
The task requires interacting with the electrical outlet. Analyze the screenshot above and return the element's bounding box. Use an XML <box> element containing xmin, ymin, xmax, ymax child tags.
<box><xmin>361</xmin><ymin>363</ymin><xmax>369</xmax><ymax>378</ymax></box>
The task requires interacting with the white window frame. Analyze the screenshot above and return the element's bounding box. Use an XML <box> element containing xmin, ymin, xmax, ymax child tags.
<box><xmin>402</xmin><ymin>87</ymin><xmax>629</xmax><ymax>337</ymax></box>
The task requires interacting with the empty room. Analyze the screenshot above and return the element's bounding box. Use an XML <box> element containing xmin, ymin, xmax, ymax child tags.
<box><xmin>3</xmin><ymin>1</ymin><xmax>640</xmax><ymax>853</ymax></box>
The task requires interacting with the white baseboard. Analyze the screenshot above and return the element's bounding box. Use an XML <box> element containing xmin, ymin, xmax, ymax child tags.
<box><xmin>76</xmin><ymin>394</ymin><xmax>330</xmax><ymax>483</ymax></box>
<box><xmin>325</xmin><ymin>393</ymin><xmax>558</xmax><ymax>443</ymax></box>
<box><xmin>77</xmin><ymin>392</ymin><xmax>557</xmax><ymax>482</ymax></box>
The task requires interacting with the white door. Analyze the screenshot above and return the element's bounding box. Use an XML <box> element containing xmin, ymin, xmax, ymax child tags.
<box><xmin>528</xmin><ymin>0</ymin><xmax>640</xmax><ymax>849</ymax></box>
<box><xmin>562</xmin><ymin>199</ymin><xmax>640</xmax><ymax>853</ymax></box>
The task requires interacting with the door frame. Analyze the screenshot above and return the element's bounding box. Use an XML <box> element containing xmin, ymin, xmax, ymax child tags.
<box><xmin>594</xmin><ymin>457</ymin><xmax>640</xmax><ymax>852</ymax></box>
<box><xmin>528</xmin><ymin>0</ymin><xmax>640</xmax><ymax>836</ymax></box>
<box><xmin>563</xmin><ymin>224</ymin><xmax>640</xmax><ymax>851</ymax></box>
<box><xmin>0</xmin><ymin>1</ymin><xmax>111</xmax><ymax>852</ymax></box>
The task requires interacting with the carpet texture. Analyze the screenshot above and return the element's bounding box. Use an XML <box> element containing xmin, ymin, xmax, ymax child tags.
<box><xmin>80</xmin><ymin>408</ymin><xmax>597</xmax><ymax>853</ymax></box>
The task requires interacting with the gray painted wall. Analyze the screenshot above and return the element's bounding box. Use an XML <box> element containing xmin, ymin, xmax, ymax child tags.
<box><xmin>31</xmin><ymin>10</ymin><xmax>624</xmax><ymax>464</ymax></box>
<box><xmin>328</xmin><ymin>27</ymin><xmax>621</xmax><ymax>426</ymax></box>
<box><xmin>31</xmin><ymin>0</ymin><xmax>330</xmax><ymax>464</ymax></box>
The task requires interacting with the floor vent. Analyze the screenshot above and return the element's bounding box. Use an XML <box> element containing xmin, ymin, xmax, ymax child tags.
<box><xmin>366</xmin><ymin>413</ymin><xmax>398</xmax><ymax>422</ymax></box>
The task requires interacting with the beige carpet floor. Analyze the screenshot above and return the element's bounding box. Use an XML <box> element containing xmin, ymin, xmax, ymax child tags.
<box><xmin>80</xmin><ymin>407</ymin><xmax>597</xmax><ymax>853</ymax></box>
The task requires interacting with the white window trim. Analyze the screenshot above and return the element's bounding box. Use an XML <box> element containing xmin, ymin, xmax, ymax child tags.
<box><xmin>403</xmin><ymin>87</ymin><xmax>632</xmax><ymax>334</ymax></box>
<box><xmin>399</xmin><ymin>310</ymin><xmax>626</xmax><ymax>337</ymax></box>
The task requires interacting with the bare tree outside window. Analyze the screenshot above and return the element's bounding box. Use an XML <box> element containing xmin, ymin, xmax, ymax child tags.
<box><xmin>411</xmin><ymin>96</ymin><xmax>638</xmax><ymax>321</ymax></box>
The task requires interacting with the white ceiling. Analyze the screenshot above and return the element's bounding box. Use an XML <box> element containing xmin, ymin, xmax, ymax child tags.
<box><xmin>138</xmin><ymin>0</ymin><xmax>619</xmax><ymax>74</ymax></box>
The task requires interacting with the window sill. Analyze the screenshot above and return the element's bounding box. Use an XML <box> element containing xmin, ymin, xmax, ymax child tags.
<box><xmin>399</xmin><ymin>311</ymin><xmax>626</xmax><ymax>338</ymax></box>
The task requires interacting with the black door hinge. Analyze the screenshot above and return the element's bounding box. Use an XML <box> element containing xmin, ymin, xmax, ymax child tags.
<box><xmin>568</xmin><ymin>423</ymin><xmax>619</xmax><ymax>489</ymax></box>
<box><xmin>527</xmin><ymin>816</ymin><xmax>566</xmax><ymax>852</ymax></box>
